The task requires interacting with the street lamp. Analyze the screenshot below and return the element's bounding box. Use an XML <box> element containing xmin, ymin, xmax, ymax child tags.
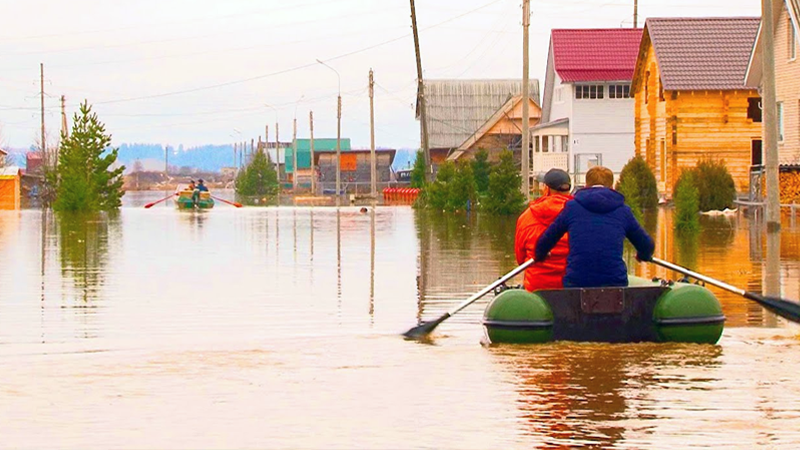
<box><xmin>316</xmin><ymin>59</ymin><xmax>342</xmax><ymax>204</ymax></box>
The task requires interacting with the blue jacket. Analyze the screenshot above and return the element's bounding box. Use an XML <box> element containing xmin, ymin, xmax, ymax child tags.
<box><xmin>535</xmin><ymin>187</ymin><xmax>655</xmax><ymax>288</ymax></box>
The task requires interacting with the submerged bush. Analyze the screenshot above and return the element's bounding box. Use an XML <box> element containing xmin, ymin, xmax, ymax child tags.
<box><xmin>617</xmin><ymin>156</ymin><xmax>658</xmax><ymax>211</ymax></box>
<box><xmin>416</xmin><ymin>161</ymin><xmax>477</xmax><ymax>212</ymax></box>
<box><xmin>694</xmin><ymin>160</ymin><xmax>736</xmax><ymax>211</ymax></box>
<box><xmin>674</xmin><ymin>169</ymin><xmax>700</xmax><ymax>232</ymax></box>
<box><xmin>410</xmin><ymin>150</ymin><xmax>427</xmax><ymax>189</ymax></box>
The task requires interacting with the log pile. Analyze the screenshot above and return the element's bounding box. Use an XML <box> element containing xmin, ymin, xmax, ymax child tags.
<box><xmin>780</xmin><ymin>169</ymin><xmax>800</xmax><ymax>204</ymax></box>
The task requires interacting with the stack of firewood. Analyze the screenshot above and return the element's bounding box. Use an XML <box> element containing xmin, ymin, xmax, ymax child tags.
<box><xmin>780</xmin><ymin>170</ymin><xmax>800</xmax><ymax>204</ymax></box>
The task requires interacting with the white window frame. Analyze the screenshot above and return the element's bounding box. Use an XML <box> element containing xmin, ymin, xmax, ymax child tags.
<box><xmin>575</xmin><ymin>84</ymin><xmax>604</xmax><ymax>100</ymax></box>
<box><xmin>791</xmin><ymin>18</ymin><xmax>798</xmax><ymax>62</ymax></box>
<box><xmin>778</xmin><ymin>101</ymin><xmax>785</xmax><ymax>142</ymax></box>
<box><xmin>609</xmin><ymin>84</ymin><xmax>631</xmax><ymax>99</ymax></box>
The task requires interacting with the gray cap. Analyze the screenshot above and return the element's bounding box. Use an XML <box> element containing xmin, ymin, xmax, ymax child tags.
<box><xmin>543</xmin><ymin>168</ymin><xmax>571</xmax><ymax>191</ymax></box>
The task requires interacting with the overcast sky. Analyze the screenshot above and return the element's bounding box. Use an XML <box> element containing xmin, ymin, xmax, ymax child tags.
<box><xmin>0</xmin><ymin>0</ymin><xmax>761</xmax><ymax>151</ymax></box>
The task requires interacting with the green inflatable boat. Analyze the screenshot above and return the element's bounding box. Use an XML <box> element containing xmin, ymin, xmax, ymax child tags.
<box><xmin>482</xmin><ymin>276</ymin><xmax>725</xmax><ymax>345</ymax></box>
<box><xmin>174</xmin><ymin>189</ymin><xmax>215</xmax><ymax>210</ymax></box>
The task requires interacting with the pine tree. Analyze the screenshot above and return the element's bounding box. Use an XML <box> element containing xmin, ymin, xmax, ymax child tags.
<box><xmin>235</xmin><ymin>149</ymin><xmax>279</xmax><ymax>200</ymax></box>
<box><xmin>410</xmin><ymin>150</ymin><xmax>427</xmax><ymax>188</ymax></box>
<box><xmin>51</xmin><ymin>101</ymin><xmax>124</xmax><ymax>212</ymax></box>
<box><xmin>471</xmin><ymin>149</ymin><xmax>491</xmax><ymax>194</ymax></box>
<box><xmin>482</xmin><ymin>150</ymin><xmax>526</xmax><ymax>215</ymax></box>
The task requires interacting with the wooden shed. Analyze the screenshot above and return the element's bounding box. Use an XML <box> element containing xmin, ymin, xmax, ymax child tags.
<box><xmin>0</xmin><ymin>166</ymin><xmax>21</xmax><ymax>210</ymax></box>
<box><xmin>632</xmin><ymin>17</ymin><xmax>762</xmax><ymax>196</ymax></box>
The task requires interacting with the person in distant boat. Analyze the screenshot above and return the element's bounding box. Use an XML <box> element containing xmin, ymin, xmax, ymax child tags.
<box><xmin>515</xmin><ymin>168</ymin><xmax>573</xmax><ymax>292</ymax></box>
<box><xmin>535</xmin><ymin>166</ymin><xmax>655</xmax><ymax>288</ymax></box>
<box><xmin>192</xmin><ymin>179</ymin><xmax>208</xmax><ymax>205</ymax></box>
<box><xmin>187</xmin><ymin>179</ymin><xmax>196</xmax><ymax>191</ymax></box>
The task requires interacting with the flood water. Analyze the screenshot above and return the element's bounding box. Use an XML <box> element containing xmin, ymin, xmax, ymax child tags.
<box><xmin>1</xmin><ymin>190</ymin><xmax>799</xmax><ymax>449</ymax></box>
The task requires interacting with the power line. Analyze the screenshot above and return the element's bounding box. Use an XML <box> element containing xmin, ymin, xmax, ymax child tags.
<box><xmin>91</xmin><ymin>0</ymin><xmax>507</xmax><ymax>105</ymax></box>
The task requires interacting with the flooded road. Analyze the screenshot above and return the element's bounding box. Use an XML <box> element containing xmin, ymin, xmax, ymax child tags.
<box><xmin>1</xmin><ymin>191</ymin><xmax>799</xmax><ymax>449</ymax></box>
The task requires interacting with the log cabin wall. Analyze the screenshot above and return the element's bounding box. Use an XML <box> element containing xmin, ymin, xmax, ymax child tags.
<box><xmin>634</xmin><ymin>33</ymin><xmax>762</xmax><ymax>197</ymax></box>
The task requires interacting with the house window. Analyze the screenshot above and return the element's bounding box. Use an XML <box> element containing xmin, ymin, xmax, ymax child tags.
<box><xmin>778</xmin><ymin>102</ymin><xmax>785</xmax><ymax>142</ymax></box>
<box><xmin>575</xmin><ymin>85</ymin><xmax>604</xmax><ymax>99</ymax></box>
<box><xmin>747</xmin><ymin>98</ymin><xmax>763</xmax><ymax>122</ymax></box>
<box><xmin>791</xmin><ymin>18</ymin><xmax>797</xmax><ymax>61</ymax></box>
<box><xmin>751</xmin><ymin>139</ymin><xmax>763</xmax><ymax>167</ymax></box>
<box><xmin>609</xmin><ymin>84</ymin><xmax>631</xmax><ymax>99</ymax></box>
<box><xmin>555</xmin><ymin>87</ymin><xmax>563</xmax><ymax>103</ymax></box>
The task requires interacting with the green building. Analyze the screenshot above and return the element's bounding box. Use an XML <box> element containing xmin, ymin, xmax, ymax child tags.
<box><xmin>285</xmin><ymin>138</ymin><xmax>352</xmax><ymax>175</ymax></box>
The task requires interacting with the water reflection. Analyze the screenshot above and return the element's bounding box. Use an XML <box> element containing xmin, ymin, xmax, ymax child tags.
<box><xmin>492</xmin><ymin>343</ymin><xmax>723</xmax><ymax>448</ymax></box>
<box><xmin>56</xmin><ymin>212</ymin><xmax>118</xmax><ymax>305</ymax></box>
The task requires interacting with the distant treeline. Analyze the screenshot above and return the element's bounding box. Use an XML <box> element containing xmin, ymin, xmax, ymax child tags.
<box><xmin>117</xmin><ymin>143</ymin><xmax>235</xmax><ymax>172</ymax></box>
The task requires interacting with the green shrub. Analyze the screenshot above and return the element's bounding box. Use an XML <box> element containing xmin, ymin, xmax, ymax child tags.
<box><xmin>617</xmin><ymin>172</ymin><xmax>643</xmax><ymax>222</ymax></box>
<box><xmin>410</xmin><ymin>150</ymin><xmax>427</xmax><ymax>188</ymax></box>
<box><xmin>471</xmin><ymin>149</ymin><xmax>491</xmax><ymax>194</ymax></box>
<box><xmin>482</xmin><ymin>150</ymin><xmax>527</xmax><ymax>215</ymax></box>
<box><xmin>694</xmin><ymin>160</ymin><xmax>736</xmax><ymax>211</ymax></box>
<box><xmin>674</xmin><ymin>169</ymin><xmax>700</xmax><ymax>232</ymax></box>
<box><xmin>416</xmin><ymin>161</ymin><xmax>476</xmax><ymax>212</ymax></box>
<box><xmin>617</xmin><ymin>156</ymin><xmax>658</xmax><ymax>211</ymax></box>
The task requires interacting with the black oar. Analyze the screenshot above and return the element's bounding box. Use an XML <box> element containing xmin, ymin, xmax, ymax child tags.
<box><xmin>403</xmin><ymin>259</ymin><xmax>535</xmax><ymax>340</ymax></box>
<box><xmin>651</xmin><ymin>257</ymin><xmax>800</xmax><ymax>324</ymax></box>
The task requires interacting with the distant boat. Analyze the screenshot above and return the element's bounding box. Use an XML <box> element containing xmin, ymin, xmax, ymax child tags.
<box><xmin>174</xmin><ymin>186</ymin><xmax>215</xmax><ymax>210</ymax></box>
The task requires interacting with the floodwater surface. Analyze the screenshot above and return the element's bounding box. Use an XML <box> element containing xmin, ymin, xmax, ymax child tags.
<box><xmin>0</xmin><ymin>191</ymin><xmax>799</xmax><ymax>449</ymax></box>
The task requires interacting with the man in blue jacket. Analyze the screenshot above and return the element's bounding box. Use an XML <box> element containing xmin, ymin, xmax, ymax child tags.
<box><xmin>535</xmin><ymin>166</ymin><xmax>655</xmax><ymax>288</ymax></box>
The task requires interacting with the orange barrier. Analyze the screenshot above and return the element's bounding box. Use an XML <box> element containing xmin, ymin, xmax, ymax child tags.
<box><xmin>382</xmin><ymin>187</ymin><xmax>420</xmax><ymax>204</ymax></box>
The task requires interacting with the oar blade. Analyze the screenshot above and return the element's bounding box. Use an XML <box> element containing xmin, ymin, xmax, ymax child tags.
<box><xmin>752</xmin><ymin>294</ymin><xmax>800</xmax><ymax>324</ymax></box>
<box><xmin>402</xmin><ymin>314</ymin><xmax>449</xmax><ymax>340</ymax></box>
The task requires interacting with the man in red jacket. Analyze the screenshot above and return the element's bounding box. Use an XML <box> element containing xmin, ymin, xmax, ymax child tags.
<box><xmin>515</xmin><ymin>169</ymin><xmax>572</xmax><ymax>291</ymax></box>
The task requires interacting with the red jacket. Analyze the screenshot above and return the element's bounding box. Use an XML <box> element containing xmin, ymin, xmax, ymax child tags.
<box><xmin>515</xmin><ymin>194</ymin><xmax>572</xmax><ymax>291</ymax></box>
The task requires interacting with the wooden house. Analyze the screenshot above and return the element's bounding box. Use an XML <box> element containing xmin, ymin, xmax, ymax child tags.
<box><xmin>538</xmin><ymin>28</ymin><xmax>643</xmax><ymax>184</ymax></box>
<box><xmin>417</xmin><ymin>79</ymin><xmax>541</xmax><ymax>166</ymax></box>
<box><xmin>446</xmin><ymin>94</ymin><xmax>542</xmax><ymax>162</ymax></box>
<box><xmin>746</xmin><ymin>0</ymin><xmax>800</xmax><ymax>203</ymax></box>
<box><xmin>632</xmin><ymin>17</ymin><xmax>762</xmax><ymax>196</ymax></box>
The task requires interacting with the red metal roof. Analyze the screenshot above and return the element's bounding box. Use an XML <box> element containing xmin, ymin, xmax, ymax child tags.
<box><xmin>551</xmin><ymin>29</ymin><xmax>643</xmax><ymax>82</ymax></box>
<box><xmin>645</xmin><ymin>17</ymin><xmax>760</xmax><ymax>91</ymax></box>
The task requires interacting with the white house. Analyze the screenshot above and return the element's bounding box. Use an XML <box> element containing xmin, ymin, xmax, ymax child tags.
<box><xmin>535</xmin><ymin>28</ymin><xmax>643</xmax><ymax>184</ymax></box>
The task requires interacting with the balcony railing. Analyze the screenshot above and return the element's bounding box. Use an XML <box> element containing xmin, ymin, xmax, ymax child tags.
<box><xmin>530</xmin><ymin>152</ymin><xmax>569</xmax><ymax>176</ymax></box>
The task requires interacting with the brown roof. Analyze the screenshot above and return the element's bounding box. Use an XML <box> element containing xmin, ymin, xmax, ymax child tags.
<box><xmin>645</xmin><ymin>17</ymin><xmax>760</xmax><ymax>91</ymax></box>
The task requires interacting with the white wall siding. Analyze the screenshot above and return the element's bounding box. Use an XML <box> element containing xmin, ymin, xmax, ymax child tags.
<box><xmin>549</xmin><ymin>74</ymin><xmax>573</xmax><ymax>124</ymax></box>
<box><xmin>571</xmin><ymin>84</ymin><xmax>634</xmax><ymax>173</ymax></box>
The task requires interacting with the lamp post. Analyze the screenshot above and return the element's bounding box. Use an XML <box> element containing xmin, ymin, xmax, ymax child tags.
<box><xmin>316</xmin><ymin>59</ymin><xmax>342</xmax><ymax>205</ymax></box>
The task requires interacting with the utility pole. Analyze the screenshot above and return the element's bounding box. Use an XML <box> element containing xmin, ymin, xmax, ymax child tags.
<box><xmin>310</xmin><ymin>111</ymin><xmax>316</xmax><ymax>195</ymax></box>
<box><xmin>275</xmin><ymin>123</ymin><xmax>280</xmax><ymax>181</ymax></box>
<box><xmin>336</xmin><ymin>93</ymin><xmax>342</xmax><ymax>205</ymax></box>
<box><xmin>40</xmin><ymin>63</ymin><xmax>46</xmax><ymax>170</ymax></box>
<box><xmin>369</xmin><ymin>68</ymin><xmax>377</xmax><ymax>198</ymax></box>
<box><xmin>521</xmin><ymin>0</ymin><xmax>531</xmax><ymax>199</ymax></box>
<box><xmin>60</xmin><ymin>95</ymin><xmax>68</xmax><ymax>138</ymax></box>
<box><xmin>762</xmin><ymin>0</ymin><xmax>781</xmax><ymax>230</ymax></box>
<box><xmin>292</xmin><ymin>117</ymin><xmax>298</xmax><ymax>191</ymax></box>
<box><xmin>410</xmin><ymin>0</ymin><xmax>431</xmax><ymax>181</ymax></box>
<box><xmin>634</xmin><ymin>0</ymin><xmax>638</xmax><ymax>28</ymax></box>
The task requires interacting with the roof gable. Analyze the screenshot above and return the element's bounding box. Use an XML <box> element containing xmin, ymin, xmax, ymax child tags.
<box><xmin>643</xmin><ymin>17</ymin><xmax>760</xmax><ymax>91</ymax></box>
<box><xmin>421</xmin><ymin>79</ymin><xmax>540</xmax><ymax>150</ymax></box>
<box><xmin>551</xmin><ymin>28</ymin><xmax>643</xmax><ymax>83</ymax></box>
<box><xmin>452</xmin><ymin>95</ymin><xmax>541</xmax><ymax>155</ymax></box>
